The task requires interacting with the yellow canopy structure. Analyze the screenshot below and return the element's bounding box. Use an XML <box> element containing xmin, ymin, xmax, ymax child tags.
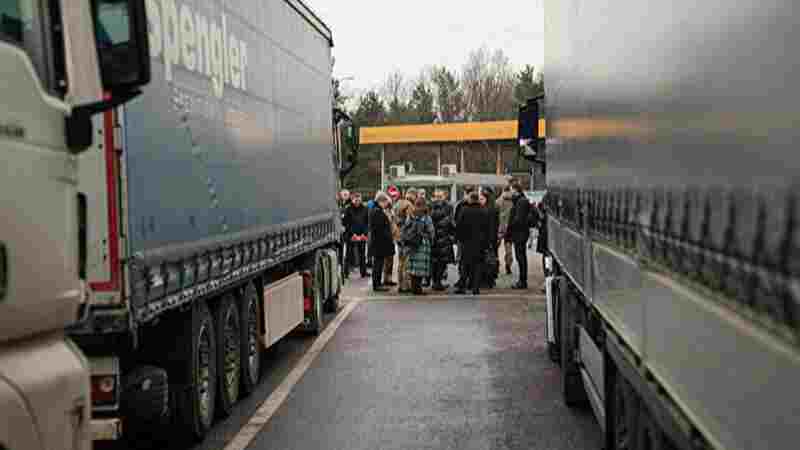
<box><xmin>359</xmin><ymin>119</ymin><xmax>546</xmax><ymax>145</ymax></box>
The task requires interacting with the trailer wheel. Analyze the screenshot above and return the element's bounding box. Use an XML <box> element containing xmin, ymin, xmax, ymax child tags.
<box><xmin>560</xmin><ymin>283</ymin><xmax>588</xmax><ymax>407</ymax></box>
<box><xmin>307</xmin><ymin>252</ymin><xmax>325</xmax><ymax>334</ymax></box>
<box><xmin>325</xmin><ymin>289</ymin><xmax>340</xmax><ymax>313</ymax></box>
<box><xmin>174</xmin><ymin>300</ymin><xmax>217</xmax><ymax>441</ymax></box>
<box><xmin>120</xmin><ymin>365</ymin><xmax>170</xmax><ymax>443</ymax></box>
<box><xmin>239</xmin><ymin>282</ymin><xmax>262</xmax><ymax>396</ymax></box>
<box><xmin>547</xmin><ymin>277</ymin><xmax>562</xmax><ymax>365</ymax></box>
<box><xmin>636</xmin><ymin>405</ymin><xmax>676</xmax><ymax>450</ymax></box>
<box><xmin>611</xmin><ymin>372</ymin><xmax>639</xmax><ymax>450</ymax></box>
<box><xmin>214</xmin><ymin>294</ymin><xmax>241</xmax><ymax>417</ymax></box>
<box><xmin>324</xmin><ymin>251</ymin><xmax>341</xmax><ymax>313</ymax></box>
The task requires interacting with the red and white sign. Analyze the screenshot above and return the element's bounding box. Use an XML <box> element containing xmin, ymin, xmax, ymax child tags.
<box><xmin>387</xmin><ymin>185</ymin><xmax>400</xmax><ymax>198</ymax></box>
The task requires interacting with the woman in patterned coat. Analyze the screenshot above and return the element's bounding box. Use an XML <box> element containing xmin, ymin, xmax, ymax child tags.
<box><xmin>403</xmin><ymin>197</ymin><xmax>435</xmax><ymax>295</ymax></box>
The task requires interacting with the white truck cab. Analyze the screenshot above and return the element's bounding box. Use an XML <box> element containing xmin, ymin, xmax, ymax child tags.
<box><xmin>0</xmin><ymin>1</ymin><xmax>150</xmax><ymax>448</ymax></box>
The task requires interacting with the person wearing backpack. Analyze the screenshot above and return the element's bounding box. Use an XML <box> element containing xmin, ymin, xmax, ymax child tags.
<box><xmin>508</xmin><ymin>183</ymin><xmax>532</xmax><ymax>289</ymax></box>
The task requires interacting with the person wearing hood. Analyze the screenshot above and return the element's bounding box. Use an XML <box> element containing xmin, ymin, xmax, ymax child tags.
<box><xmin>479</xmin><ymin>188</ymin><xmax>500</xmax><ymax>288</ymax></box>
<box><xmin>430</xmin><ymin>190</ymin><xmax>455</xmax><ymax>290</ymax></box>
<box><xmin>495</xmin><ymin>186</ymin><xmax>515</xmax><ymax>275</ymax></box>
<box><xmin>453</xmin><ymin>185</ymin><xmax>477</xmax><ymax>290</ymax></box>
<box><xmin>382</xmin><ymin>196</ymin><xmax>398</xmax><ymax>286</ymax></box>
<box><xmin>395</xmin><ymin>189</ymin><xmax>418</xmax><ymax>293</ymax></box>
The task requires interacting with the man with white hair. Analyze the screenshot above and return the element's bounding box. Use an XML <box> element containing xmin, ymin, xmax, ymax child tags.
<box><xmin>368</xmin><ymin>192</ymin><xmax>395</xmax><ymax>291</ymax></box>
<box><xmin>339</xmin><ymin>189</ymin><xmax>351</xmax><ymax>208</ymax></box>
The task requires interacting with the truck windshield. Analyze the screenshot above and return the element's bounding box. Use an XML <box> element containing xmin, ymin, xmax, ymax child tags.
<box><xmin>94</xmin><ymin>0</ymin><xmax>130</xmax><ymax>48</ymax></box>
<box><xmin>0</xmin><ymin>0</ymin><xmax>49</xmax><ymax>89</ymax></box>
<box><xmin>0</xmin><ymin>1</ymin><xmax>26</xmax><ymax>43</ymax></box>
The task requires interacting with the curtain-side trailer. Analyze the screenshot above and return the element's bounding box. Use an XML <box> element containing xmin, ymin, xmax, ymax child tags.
<box><xmin>67</xmin><ymin>0</ymin><xmax>345</xmax><ymax>442</ymax></box>
<box><xmin>542</xmin><ymin>1</ymin><xmax>800</xmax><ymax>450</ymax></box>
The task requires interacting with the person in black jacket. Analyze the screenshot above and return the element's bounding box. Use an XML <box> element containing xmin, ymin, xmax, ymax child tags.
<box><xmin>454</xmin><ymin>192</ymin><xmax>488</xmax><ymax>295</ymax></box>
<box><xmin>343</xmin><ymin>193</ymin><xmax>370</xmax><ymax>278</ymax></box>
<box><xmin>453</xmin><ymin>185</ymin><xmax>477</xmax><ymax>290</ymax></box>
<box><xmin>479</xmin><ymin>189</ymin><xmax>500</xmax><ymax>288</ymax></box>
<box><xmin>430</xmin><ymin>190</ymin><xmax>455</xmax><ymax>291</ymax></box>
<box><xmin>368</xmin><ymin>192</ymin><xmax>395</xmax><ymax>291</ymax></box>
<box><xmin>508</xmin><ymin>183</ymin><xmax>531</xmax><ymax>289</ymax></box>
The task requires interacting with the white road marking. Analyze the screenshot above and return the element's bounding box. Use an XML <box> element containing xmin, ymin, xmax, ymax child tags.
<box><xmin>224</xmin><ymin>297</ymin><xmax>363</xmax><ymax>450</ymax></box>
<box><xmin>364</xmin><ymin>294</ymin><xmax>532</xmax><ymax>301</ymax></box>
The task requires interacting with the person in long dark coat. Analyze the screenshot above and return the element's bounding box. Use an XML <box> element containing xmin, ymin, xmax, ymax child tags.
<box><xmin>508</xmin><ymin>183</ymin><xmax>532</xmax><ymax>289</ymax></box>
<box><xmin>479</xmin><ymin>189</ymin><xmax>500</xmax><ymax>288</ymax></box>
<box><xmin>454</xmin><ymin>192</ymin><xmax>489</xmax><ymax>295</ymax></box>
<box><xmin>453</xmin><ymin>185</ymin><xmax>477</xmax><ymax>290</ymax></box>
<box><xmin>430</xmin><ymin>190</ymin><xmax>455</xmax><ymax>291</ymax></box>
<box><xmin>369</xmin><ymin>193</ymin><xmax>395</xmax><ymax>291</ymax></box>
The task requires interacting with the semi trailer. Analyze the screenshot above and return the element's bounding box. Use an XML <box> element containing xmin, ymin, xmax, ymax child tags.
<box><xmin>66</xmin><ymin>0</ymin><xmax>348</xmax><ymax>442</ymax></box>
<box><xmin>542</xmin><ymin>1</ymin><xmax>799</xmax><ymax>450</ymax></box>
<box><xmin>1</xmin><ymin>1</ymin><xmax>151</xmax><ymax>449</ymax></box>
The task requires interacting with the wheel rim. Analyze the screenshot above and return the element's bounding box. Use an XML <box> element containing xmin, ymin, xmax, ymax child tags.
<box><xmin>315</xmin><ymin>264</ymin><xmax>324</xmax><ymax>326</ymax></box>
<box><xmin>314</xmin><ymin>285</ymin><xmax>322</xmax><ymax>326</ymax></box>
<box><xmin>197</xmin><ymin>323</ymin><xmax>212</xmax><ymax>425</ymax></box>
<box><xmin>246</xmin><ymin>297</ymin><xmax>259</xmax><ymax>382</ymax></box>
<box><xmin>223</xmin><ymin>308</ymin><xmax>241</xmax><ymax>401</ymax></box>
<box><xmin>615</xmin><ymin>379</ymin><xmax>632</xmax><ymax>450</ymax></box>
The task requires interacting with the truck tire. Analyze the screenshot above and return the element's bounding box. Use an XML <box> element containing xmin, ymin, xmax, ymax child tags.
<box><xmin>239</xmin><ymin>281</ymin><xmax>262</xmax><ymax>397</ymax></box>
<box><xmin>173</xmin><ymin>300</ymin><xmax>217</xmax><ymax>442</ymax></box>
<box><xmin>120</xmin><ymin>365</ymin><xmax>170</xmax><ymax>440</ymax></box>
<box><xmin>307</xmin><ymin>252</ymin><xmax>325</xmax><ymax>335</ymax></box>
<box><xmin>610</xmin><ymin>369</ymin><xmax>640</xmax><ymax>450</ymax></box>
<box><xmin>636</xmin><ymin>405</ymin><xmax>676</xmax><ymax>450</ymax></box>
<box><xmin>560</xmin><ymin>283</ymin><xmax>588</xmax><ymax>407</ymax></box>
<box><xmin>213</xmin><ymin>293</ymin><xmax>241</xmax><ymax>417</ymax></box>
<box><xmin>324</xmin><ymin>250</ymin><xmax>341</xmax><ymax>313</ymax></box>
<box><xmin>325</xmin><ymin>287</ymin><xmax>340</xmax><ymax>313</ymax></box>
<box><xmin>547</xmin><ymin>277</ymin><xmax>562</xmax><ymax>365</ymax></box>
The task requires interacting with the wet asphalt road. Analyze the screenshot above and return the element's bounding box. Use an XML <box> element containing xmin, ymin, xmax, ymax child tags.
<box><xmin>126</xmin><ymin>249</ymin><xmax>600</xmax><ymax>450</ymax></box>
<box><xmin>245</xmin><ymin>296</ymin><xmax>600</xmax><ymax>450</ymax></box>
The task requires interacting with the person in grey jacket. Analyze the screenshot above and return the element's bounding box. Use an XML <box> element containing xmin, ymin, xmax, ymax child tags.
<box><xmin>495</xmin><ymin>187</ymin><xmax>515</xmax><ymax>274</ymax></box>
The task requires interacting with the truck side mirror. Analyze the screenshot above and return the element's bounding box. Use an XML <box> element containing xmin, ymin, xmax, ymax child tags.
<box><xmin>67</xmin><ymin>0</ymin><xmax>151</xmax><ymax>152</ymax></box>
<box><xmin>518</xmin><ymin>95</ymin><xmax>544</xmax><ymax>162</ymax></box>
<box><xmin>92</xmin><ymin>0</ymin><xmax>151</xmax><ymax>94</ymax></box>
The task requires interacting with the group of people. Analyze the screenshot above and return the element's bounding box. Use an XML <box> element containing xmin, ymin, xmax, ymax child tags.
<box><xmin>338</xmin><ymin>181</ymin><xmax>539</xmax><ymax>296</ymax></box>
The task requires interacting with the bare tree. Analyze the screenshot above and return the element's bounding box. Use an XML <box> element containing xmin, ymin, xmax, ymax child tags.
<box><xmin>381</xmin><ymin>70</ymin><xmax>411</xmax><ymax>123</ymax></box>
<box><xmin>408</xmin><ymin>76</ymin><xmax>435</xmax><ymax>123</ymax></box>
<box><xmin>431</xmin><ymin>66</ymin><xmax>466</xmax><ymax>122</ymax></box>
<box><xmin>461</xmin><ymin>47</ymin><xmax>516</xmax><ymax>121</ymax></box>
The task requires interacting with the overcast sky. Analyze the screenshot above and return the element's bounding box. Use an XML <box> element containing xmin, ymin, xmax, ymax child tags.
<box><xmin>308</xmin><ymin>0</ymin><xmax>545</xmax><ymax>97</ymax></box>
